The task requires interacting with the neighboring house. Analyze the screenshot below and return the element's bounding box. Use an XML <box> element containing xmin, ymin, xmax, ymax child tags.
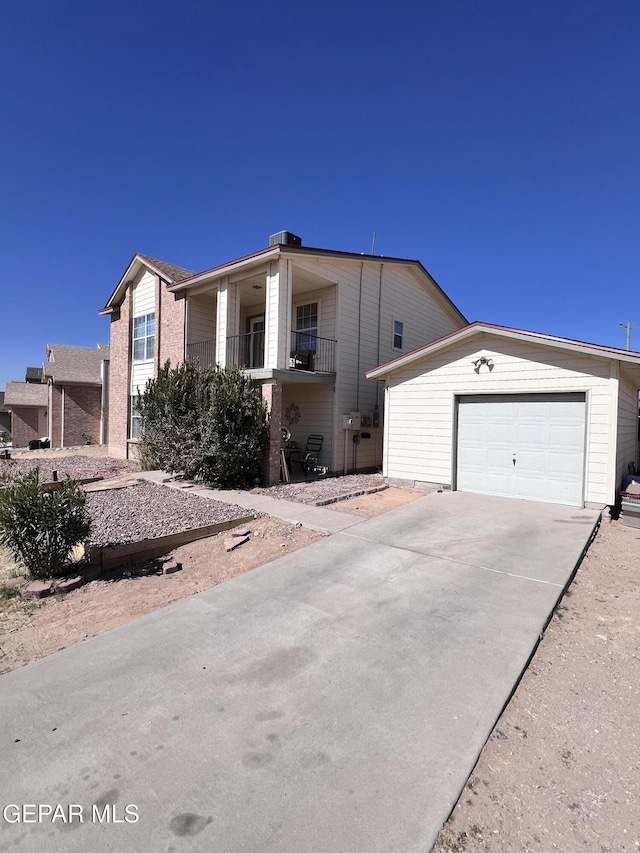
<box><xmin>99</xmin><ymin>232</ymin><xmax>468</xmax><ymax>480</ymax></box>
<box><xmin>366</xmin><ymin>322</ymin><xmax>640</xmax><ymax>508</ymax></box>
<box><xmin>0</xmin><ymin>392</ymin><xmax>11</xmax><ymax>438</ymax></box>
<box><xmin>3</xmin><ymin>382</ymin><xmax>48</xmax><ymax>447</ymax></box>
<box><xmin>43</xmin><ymin>343</ymin><xmax>110</xmax><ymax>447</ymax></box>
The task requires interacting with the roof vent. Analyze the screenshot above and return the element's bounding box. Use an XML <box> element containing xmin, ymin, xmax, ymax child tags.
<box><xmin>269</xmin><ymin>231</ymin><xmax>302</xmax><ymax>247</ymax></box>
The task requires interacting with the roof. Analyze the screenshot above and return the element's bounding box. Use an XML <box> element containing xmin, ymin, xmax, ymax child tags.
<box><xmin>137</xmin><ymin>255</ymin><xmax>195</xmax><ymax>284</ymax></box>
<box><xmin>25</xmin><ymin>366</ymin><xmax>43</xmax><ymax>382</ymax></box>
<box><xmin>366</xmin><ymin>322</ymin><xmax>640</xmax><ymax>380</ymax></box>
<box><xmin>44</xmin><ymin>343</ymin><xmax>110</xmax><ymax>385</ymax></box>
<box><xmin>4</xmin><ymin>382</ymin><xmax>48</xmax><ymax>408</ymax></box>
<box><xmin>99</xmin><ymin>253</ymin><xmax>196</xmax><ymax>314</ymax></box>
<box><xmin>100</xmin><ymin>244</ymin><xmax>467</xmax><ymax>327</ymax></box>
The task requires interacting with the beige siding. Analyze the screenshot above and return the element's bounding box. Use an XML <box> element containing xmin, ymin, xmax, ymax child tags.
<box><xmin>616</xmin><ymin>369</ymin><xmax>639</xmax><ymax>487</ymax></box>
<box><xmin>187</xmin><ymin>293</ymin><xmax>217</xmax><ymax>345</ymax></box>
<box><xmin>132</xmin><ymin>270</ymin><xmax>156</xmax><ymax>317</ymax></box>
<box><xmin>383</xmin><ymin>335</ymin><xmax>616</xmax><ymax>504</ymax></box>
<box><xmin>282</xmin><ymin>384</ymin><xmax>334</xmax><ymax>474</ymax></box>
<box><xmin>130</xmin><ymin>362</ymin><xmax>154</xmax><ymax>396</ymax></box>
<box><xmin>291</xmin><ymin>285</ymin><xmax>337</xmax><ymax>342</ymax></box>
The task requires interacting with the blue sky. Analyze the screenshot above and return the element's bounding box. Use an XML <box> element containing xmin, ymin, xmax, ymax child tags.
<box><xmin>1</xmin><ymin>0</ymin><xmax>638</xmax><ymax>388</ymax></box>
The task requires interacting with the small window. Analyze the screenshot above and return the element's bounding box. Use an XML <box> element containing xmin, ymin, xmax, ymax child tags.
<box><xmin>294</xmin><ymin>302</ymin><xmax>318</xmax><ymax>352</ymax></box>
<box><xmin>133</xmin><ymin>313</ymin><xmax>155</xmax><ymax>361</ymax></box>
<box><xmin>393</xmin><ymin>320</ymin><xmax>404</xmax><ymax>350</ymax></box>
<box><xmin>130</xmin><ymin>396</ymin><xmax>142</xmax><ymax>439</ymax></box>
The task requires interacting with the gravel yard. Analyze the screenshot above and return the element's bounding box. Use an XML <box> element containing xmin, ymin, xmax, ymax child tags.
<box><xmin>86</xmin><ymin>481</ymin><xmax>252</xmax><ymax>547</ymax></box>
<box><xmin>261</xmin><ymin>473</ymin><xmax>386</xmax><ymax>505</ymax></box>
<box><xmin>0</xmin><ymin>454</ymin><xmax>133</xmax><ymax>485</ymax></box>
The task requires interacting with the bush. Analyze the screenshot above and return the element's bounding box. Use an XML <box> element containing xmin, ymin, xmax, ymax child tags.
<box><xmin>137</xmin><ymin>362</ymin><xmax>269</xmax><ymax>489</ymax></box>
<box><xmin>0</xmin><ymin>470</ymin><xmax>92</xmax><ymax>579</ymax></box>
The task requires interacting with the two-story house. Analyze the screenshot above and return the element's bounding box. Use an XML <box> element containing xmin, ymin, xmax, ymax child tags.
<box><xmin>99</xmin><ymin>232</ymin><xmax>467</xmax><ymax>482</ymax></box>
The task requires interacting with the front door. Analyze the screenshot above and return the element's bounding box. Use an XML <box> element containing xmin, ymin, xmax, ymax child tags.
<box><xmin>249</xmin><ymin>316</ymin><xmax>265</xmax><ymax>368</ymax></box>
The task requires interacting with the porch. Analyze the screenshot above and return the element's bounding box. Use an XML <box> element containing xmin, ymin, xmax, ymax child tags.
<box><xmin>188</xmin><ymin>330</ymin><xmax>337</xmax><ymax>374</ymax></box>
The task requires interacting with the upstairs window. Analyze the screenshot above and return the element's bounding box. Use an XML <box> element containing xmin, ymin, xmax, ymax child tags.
<box><xmin>133</xmin><ymin>313</ymin><xmax>155</xmax><ymax>361</ymax></box>
<box><xmin>393</xmin><ymin>320</ymin><xmax>404</xmax><ymax>350</ymax></box>
<box><xmin>295</xmin><ymin>302</ymin><xmax>318</xmax><ymax>351</ymax></box>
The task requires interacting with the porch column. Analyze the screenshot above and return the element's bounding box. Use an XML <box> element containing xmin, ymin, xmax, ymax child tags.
<box><xmin>215</xmin><ymin>276</ymin><xmax>239</xmax><ymax>367</ymax></box>
<box><xmin>264</xmin><ymin>258</ymin><xmax>292</xmax><ymax>370</ymax></box>
<box><xmin>261</xmin><ymin>382</ymin><xmax>283</xmax><ymax>485</ymax></box>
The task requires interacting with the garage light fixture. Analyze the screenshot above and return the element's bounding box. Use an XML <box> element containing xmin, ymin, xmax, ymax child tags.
<box><xmin>472</xmin><ymin>356</ymin><xmax>494</xmax><ymax>373</ymax></box>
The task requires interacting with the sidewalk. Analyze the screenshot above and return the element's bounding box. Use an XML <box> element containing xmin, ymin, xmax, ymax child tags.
<box><xmin>136</xmin><ymin>470</ymin><xmax>361</xmax><ymax>534</ymax></box>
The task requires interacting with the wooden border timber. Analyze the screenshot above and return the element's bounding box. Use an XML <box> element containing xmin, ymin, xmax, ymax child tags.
<box><xmin>85</xmin><ymin>514</ymin><xmax>255</xmax><ymax>571</ymax></box>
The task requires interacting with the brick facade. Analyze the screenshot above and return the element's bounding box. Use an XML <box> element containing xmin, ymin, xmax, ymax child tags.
<box><xmin>261</xmin><ymin>383</ymin><xmax>283</xmax><ymax>486</ymax></box>
<box><xmin>158</xmin><ymin>281</ymin><xmax>186</xmax><ymax>370</ymax></box>
<box><xmin>61</xmin><ymin>384</ymin><xmax>102</xmax><ymax>446</ymax></box>
<box><xmin>108</xmin><ymin>288</ymin><xmax>131</xmax><ymax>458</ymax></box>
<box><xmin>49</xmin><ymin>383</ymin><xmax>63</xmax><ymax>447</ymax></box>
<box><xmin>10</xmin><ymin>407</ymin><xmax>41</xmax><ymax>448</ymax></box>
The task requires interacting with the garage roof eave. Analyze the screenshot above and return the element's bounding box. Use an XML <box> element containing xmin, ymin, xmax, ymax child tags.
<box><xmin>366</xmin><ymin>322</ymin><xmax>640</xmax><ymax>380</ymax></box>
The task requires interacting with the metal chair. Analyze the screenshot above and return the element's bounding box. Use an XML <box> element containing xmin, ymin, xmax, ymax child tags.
<box><xmin>295</xmin><ymin>434</ymin><xmax>324</xmax><ymax>476</ymax></box>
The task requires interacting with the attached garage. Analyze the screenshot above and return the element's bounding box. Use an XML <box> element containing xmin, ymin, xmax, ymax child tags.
<box><xmin>367</xmin><ymin>323</ymin><xmax>640</xmax><ymax>507</ymax></box>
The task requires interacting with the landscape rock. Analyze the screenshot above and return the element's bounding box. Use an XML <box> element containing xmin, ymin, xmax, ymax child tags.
<box><xmin>21</xmin><ymin>580</ymin><xmax>53</xmax><ymax>600</ymax></box>
<box><xmin>162</xmin><ymin>560</ymin><xmax>183</xmax><ymax>575</ymax></box>
<box><xmin>225</xmin><ymin>535</ymin><xmax>250</xmax><ymax>552</ymax></box>
<box><xmin>231</xmin><ymin>529</ymin><xmax>251</xmax><ymax>538</ymax></box>
<box><xmin>55</xmin><ymin>576</ymin><xmax>85</xmax><ymax>594</ymax></box>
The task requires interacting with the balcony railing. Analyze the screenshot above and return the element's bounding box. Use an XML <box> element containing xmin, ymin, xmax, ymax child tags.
<box><xmin>194</xmin><ymin>331</ymin><xmax>338</xmax><ymax>374</ymax></box>
<box><xmin>186</xmin><ymin>339</ymin><xmax>216</xmax><ymax>370</ymax></box>
<box><xmin>226</xmin><ymin>331</ymin><xmax>265</xmax><ymax>369</ymax></box>
<box><xmin>289</xmin><ymin>331</ymin><xmax>336</xmax><ymax>373</ymax></box>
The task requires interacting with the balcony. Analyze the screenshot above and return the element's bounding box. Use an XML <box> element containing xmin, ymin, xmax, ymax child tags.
<box><xmin>186</xmin><ymin>339</ymin><xmax>216</xmax><ymax>370</ymax></box>
<box><xmin>189</xmin><ymin>331</ymin><xmax>337</xmax><ymax>374</ymax></box>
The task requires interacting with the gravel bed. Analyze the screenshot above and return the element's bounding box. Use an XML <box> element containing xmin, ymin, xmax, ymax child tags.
<box><xmin>86</xmin><ymin>481</ymin><xmax>251</xmax><ymax>547</ymax></box>
<box><xmin>0</xmin><ymin>455</ymin><xmax>133</xmax><ymax>485</ymax></box>
<box><xmin>263</xmin><ymin>473</ymin><xmax>386</xmax><ymax>505</ymax></box>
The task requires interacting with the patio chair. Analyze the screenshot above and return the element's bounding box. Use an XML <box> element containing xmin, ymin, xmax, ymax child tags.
<box><xmin>293</xmin><ymin>434</ymin><xmax>325</xmax><ymax>476</ymax></box>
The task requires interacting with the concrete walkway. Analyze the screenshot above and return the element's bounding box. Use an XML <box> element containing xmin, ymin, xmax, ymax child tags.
<box><xmin>137</xmin><ymin>470</ymin><xmax>363</xmax><ymax>533</ymax></box>
<box><xmin>0</xmin><ymin>492</ymin><xmax>600</xmax><ymax>852</ymax></box>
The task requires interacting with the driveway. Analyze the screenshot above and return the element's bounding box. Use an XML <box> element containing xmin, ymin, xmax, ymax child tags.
<box><xmin>0</xmin><ymin>492</ymin><xmax>600</xmax><ymax>852</ymax></box>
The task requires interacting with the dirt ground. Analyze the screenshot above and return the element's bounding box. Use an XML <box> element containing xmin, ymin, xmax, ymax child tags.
<box><xmin>0</xmin><ymin>518</ymin><xmax>321</xmax><ymax>675</ymax></box>
<box><xmin>328</xmin><ymin>484</ymin><xmax>424</xmax><ymax>516</ymax></box>
<box><xmin>434</xmin><ymin>515</ymin><xmax>640</xmax><ymax>853</ymax></box>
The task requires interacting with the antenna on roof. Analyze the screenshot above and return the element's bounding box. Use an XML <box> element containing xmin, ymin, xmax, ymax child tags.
<box><xmin>371</xmin><ymin>232</ymin><xmax>376</xmax><ymax>254</ymax></box>
<box><xmin>619</xmin><ymin>322</ymin><xmax>632</xmax><ymax>351</ymax></box>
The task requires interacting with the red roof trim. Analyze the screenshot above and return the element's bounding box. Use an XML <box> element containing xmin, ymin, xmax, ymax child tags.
<box><xmin>368</xmin><ymin>321</ymin><xmax>640</xmax><ymax>376</ymax></box>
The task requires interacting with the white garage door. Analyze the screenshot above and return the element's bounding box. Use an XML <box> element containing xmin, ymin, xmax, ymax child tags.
<box><xmin>456</xmin><ymin>394</ymin><xmax>586</xmax><ymax>507</ymax></box>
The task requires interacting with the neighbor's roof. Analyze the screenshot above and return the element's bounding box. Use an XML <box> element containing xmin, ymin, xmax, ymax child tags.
<box><xmin>99</xmin><ymin>253</ymin><xmax>196</xmax><ymax>314</ymax></box>
<box><xmin>366</xmin><ymin>321</ymin><xmax>640</xmax><ymax>380</ymax></box>
<box><xmin>4</xmin><ymin>382</ymin><xmax>48</xmax><ymax>408</ymax></box>
<box><xmin>0</xmin><ymin>392</ymin><xmax>8</xmax><ymax>413</ymax></box>
<box><xmin>100</xmin><ymin>244</ymin><xmax>467</xmax><ymax>326</ymax></box>
<box><xmin>43</xmin><ymin>343</ymin><xmax>109</xmax><ymax>385</ymax></box>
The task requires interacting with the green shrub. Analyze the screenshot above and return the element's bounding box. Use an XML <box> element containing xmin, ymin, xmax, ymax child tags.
<box><xmin>137</xmin><ymin>362</ymin><xmax>269</xmax><ymax>488</ymax></box>
<box><xmin>0</xmin><ymin>470</ymin><xmax>92</xmax><ymax>579</ymax></box>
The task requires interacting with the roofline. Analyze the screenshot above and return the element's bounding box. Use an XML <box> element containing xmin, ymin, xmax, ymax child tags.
<box><xmin>366</xmin><ymin>321</ymin><xmax>640</xmax><ymax>379</ymax></box>
<box><xmin>168</xmin><ymin>243</ymin><xmax>467</xmax><ymax>325</ymax></box>
<box><xmin>99</xmin><ymin>253</ymin><xmax>184</xmax><ymax>313</ymax></box>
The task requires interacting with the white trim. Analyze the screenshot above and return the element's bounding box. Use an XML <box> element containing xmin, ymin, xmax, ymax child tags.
<box><xmin>366</xmin><ymin>323</ymin><xmax>640</xmax><ymax>379</ymax></box>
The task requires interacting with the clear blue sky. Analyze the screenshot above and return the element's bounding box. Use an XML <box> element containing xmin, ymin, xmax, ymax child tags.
<box><xmin>1</xmin><ymin>0</ymin><xmax>639</xmax><ymax>388</ymax></box>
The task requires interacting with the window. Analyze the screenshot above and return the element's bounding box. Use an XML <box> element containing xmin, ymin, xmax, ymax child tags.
<box><xmin>294</xmin><ymin>302</ymin><xmax>318</xmax><ymax>351</ymax></box>
<box><xmin>133</xmin><ymin>313</ymin><xmax>155</xmax><ymax>361</ymax></box>
<box><xmin>393</xmin><ymin>320</ymin><xmax>404</xmax><ymax>350</ymax></box>
<box><xmin>130</xmin><ymin>396</ymin><xmax>142</xmax><ymax>439</ymax></box>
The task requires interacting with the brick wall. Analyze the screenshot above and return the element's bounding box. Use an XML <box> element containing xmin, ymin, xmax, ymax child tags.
<box><xmin>62</xmin><ymin>384</ymin><xmax>102</xmax><ymax>446</ymax></box>
<box><xmin>108</xmin><ymin>290</ymin><xmax>131</xmax><ymax>458</ymax></box>
<box><xmin>10</xmin><ymin>407</ymin><xmax>41</xmax><ymax>448</ymax></box>
<box><xmin>49</xmin><ymin>384</ymin><xmax>63</xmax><ymax>447</ymax></box>
<box><xmin>158</xmin><ymin>282</ymin><xmax>186</xmax><ymax>369</ymax></box>
<box><xmin>261</xmin><ymin>383</ymin><xmax>283</xmax><ymax>485</ymax></box>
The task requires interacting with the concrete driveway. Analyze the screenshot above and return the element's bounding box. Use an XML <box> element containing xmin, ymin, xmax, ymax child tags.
<box><xmin>0</xmin><ymin>492</ymin><xmax>600</xmax><ymax>852</ymax></box>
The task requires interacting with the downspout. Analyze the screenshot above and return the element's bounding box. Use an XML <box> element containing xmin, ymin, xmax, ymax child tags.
<box><xmin>355</xmin><ymin>262</ymin><xmax>364</xmax><ymax>412</ymax></box>
<box><xmin>156</xmin><ymin>275</ymin><xmax>162</xmax><ymax>373</ymax></box>
<box><xmin>376</xmin><ymin>264</ymin><xmax>384</xmax><ymax>408</ymax></box>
